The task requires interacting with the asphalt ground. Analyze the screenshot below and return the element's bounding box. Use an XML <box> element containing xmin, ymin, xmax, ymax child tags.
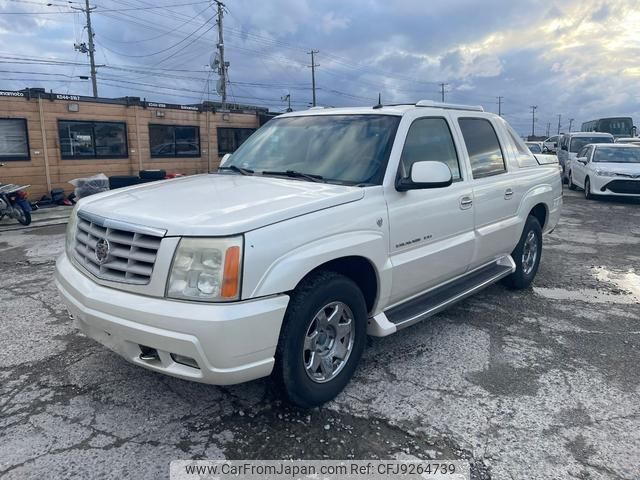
<box><xmin>1</xmin><ymin>189</ymin><xmax>638</xmax><ymax>479</ymax></box>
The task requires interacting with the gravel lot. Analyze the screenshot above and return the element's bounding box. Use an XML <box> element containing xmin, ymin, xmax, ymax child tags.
<box><xmin>1</xmin><ymin>189</ymin><xmax>639</xmax><ymax>480</ymax></box>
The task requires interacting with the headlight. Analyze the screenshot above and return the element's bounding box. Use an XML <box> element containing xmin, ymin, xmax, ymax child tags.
<box><xmin>595</xmin><ymin>169</ymin><xmax>613</xmax><ymax>176</ymax></box>
<box><xmin>65</xmin><ymin>206</ymin><xmax>79</xmax><ymax>259</ymax></box>
<box><xmin>167</xmin><ymin>237</ymin><xmax>243</xmax><ymax>302</ymax></box>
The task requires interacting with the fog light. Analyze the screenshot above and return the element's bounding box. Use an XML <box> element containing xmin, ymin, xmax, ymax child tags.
<box><xmin>171</xmin><ymin>353</ymin><xmax>199</xmax><ymax>369</ymax></box>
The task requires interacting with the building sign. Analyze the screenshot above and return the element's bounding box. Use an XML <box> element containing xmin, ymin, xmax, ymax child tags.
<box><xmin>0</xmin><ymin>90</ymin><xmax>25</xmax><ymax>97</ymax></box>
<box><xmin>0</xmin><ymin>89</ymin><xmax>265</xmax><ymax>114</ymax></box>
<box><xmin>55</xmin><ymin>94</ymin><xmax>81</xmax><ymax>101</ymax></box>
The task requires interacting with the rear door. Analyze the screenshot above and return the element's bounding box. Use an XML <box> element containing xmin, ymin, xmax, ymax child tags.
<box><xmin>385</xmin><ymin>112</ymin><xmax>475</xmax><ymax>304</ymax></box>
<box><xmin>449</xmin><ymin>113</ymin><xmax>520</xmax><ymax>266</ymax></box>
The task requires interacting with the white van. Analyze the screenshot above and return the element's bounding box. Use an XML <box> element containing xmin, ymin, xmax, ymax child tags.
<box><xmin>557</xmin><ymin>132</ymin><xmax>614</xmax><ymax>182</ymax></box>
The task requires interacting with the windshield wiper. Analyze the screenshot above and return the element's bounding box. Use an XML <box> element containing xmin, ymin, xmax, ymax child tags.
<box><xmin>261</xmin><ymin>170</ymin><xmax>325</xmax><ymax>183</ymax></box>
<box><xmin>218</xmin><ymin>165</ymin><xmax>254</xmax><ymax>175</ymax></box>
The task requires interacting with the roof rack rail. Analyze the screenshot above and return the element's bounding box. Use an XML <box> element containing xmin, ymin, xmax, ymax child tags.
<box><xmin>415</xmin><ymin>100</ymin><xmax>484</xmax><ymax>112</ymax></box>
<box><xmin>308</xmin><ymin>106</ymin><xmax>330</xmax><ymax>110</ymax></box>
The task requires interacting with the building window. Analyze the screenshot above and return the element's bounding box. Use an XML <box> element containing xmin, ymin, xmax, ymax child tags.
<box><xmin>217</xmin><ymin>127</ymin><xmax>256</xmax><ymax>155</ymax></box>
<box><xmin>58</xmin><ymin>120</ymin><xmax>128</xmax><ymax>159</ymax></box>
<box><xmin>0</xmin><ymin>118</ymin><xmax>30</xmax><ymax>161</ymax></box>
<box><xmin>149</xmin><ymin>124</ymin><xmax>200</xmax><ymax>158</ymax></box>
<box><xmin>458</xmin><ymin>118</ymin><xmax>506</xmax><ymax>178</ymax></box>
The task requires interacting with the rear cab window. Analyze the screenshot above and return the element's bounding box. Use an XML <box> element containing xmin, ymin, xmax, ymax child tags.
<box><xmin>500</xmin><ymin>119</ymin><xmax>538</xmax><ymax>168</ymax></box>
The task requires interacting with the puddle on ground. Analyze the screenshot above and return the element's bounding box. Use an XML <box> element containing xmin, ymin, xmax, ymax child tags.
<box><xmin>534</xmin><ymin>267</ymin><xmax>640</xmax><ymax>305</ymax></box>
<box><xmin>592</xmin><ymin>267</ymin><xmax>640</xmax><ymax>300</ymax></box>
<box><xmin>533</xmin><ymin>287</ymin><xmax>638</xmax><ymax>305</ymax></box>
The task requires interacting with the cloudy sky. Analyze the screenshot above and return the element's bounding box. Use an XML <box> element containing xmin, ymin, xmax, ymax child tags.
<box><xmin>1</xmin><ymin>0</ymin><xmax>639</xmax><ymax>135</ymax></box>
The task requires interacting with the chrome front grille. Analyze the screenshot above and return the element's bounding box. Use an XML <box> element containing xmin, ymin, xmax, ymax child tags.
<box><xmin>73</xmin><ymin>212</ymin><xmax>163</xmax><ymax>285</ymax></box>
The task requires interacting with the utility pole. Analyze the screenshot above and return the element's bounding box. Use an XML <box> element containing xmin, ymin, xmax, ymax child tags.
<box><xmin>72</xmin><ymin>0</ymin><xmax>98</xmax><ymax>97</ymax></box>
<box><xmin>496</xmin><ymin>96</ymin><xmax>503</xmax><ymax>117</ymax></box>
<box><xmin>569</xmin><ymin>118</ymin><xmax>574</xmax><ymax>133</ymax></box>
<box><xmin>214</xmin><ymin>1</ymin><xmax>228</xmax><ymax>108</ymax></box>
<box><xmin>281</xmin><ymin>93</ymin><xmax>292</xmax><ymax>112</ymax></box>
<box><xmin>546</xmin><ymin>122</ymin><xmax>550</xmax><ymax>137</ymax></box>
<box><xmin>557</xmin><ymin>114</ymin><xmax>562</xmax><ymax>134</ymax></box>
<box><xmin>308</xmin><ymin>50</ymin><xmax>319</xmax><ymax>106</ymax></box>
<box><xmin>530</xmin><ymin>105</ymin><xmax>537</xmax><ymax>137</ymax></box>
<box><xmin>440</xmin><ymin>83</ymin><xmax>448</xmax><ymax>102</ymax></box>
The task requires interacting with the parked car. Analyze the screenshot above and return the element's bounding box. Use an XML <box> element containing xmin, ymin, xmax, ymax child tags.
<box><xmin>558</xmin><ymin>132</ymin><xmax>614</xmax><ymax>183</ymax></box>
<box><xmin>567</xmin><ymin>143</ymin><xmax>640</xmax><ymax>199</ymax></box>
<box><xmin>54</xmin><ymin>101</ymin><xmax>562</xmax><ymax>407</ymax></box>
<box><xmin>525</xmin><ymin>141</ymin><xmax>543</xmax><ymax>154</ymax></box>
<box><xmin>543</xmin><ymin>135</ymin><xmax>560</xmax><ymax>153</ymax></box>
<box><xmin>614</xmin><ymin>137</ymin><xmax>640</xmax><ymax>146</ymax></box>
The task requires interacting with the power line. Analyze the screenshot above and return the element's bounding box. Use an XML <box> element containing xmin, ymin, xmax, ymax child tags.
<box><xmin>0</xmin><ymin>0</ymin><xmax>209</xmax><ymax>14</ymax></box>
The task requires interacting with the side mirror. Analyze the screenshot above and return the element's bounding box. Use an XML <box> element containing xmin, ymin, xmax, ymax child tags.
<box><xmin>561</xmin><ymin>145</ymin><xmax>568</xmax><ymax>151</ymax></box>
<box><xmin>576</xmin><ymin>157</ymin><xmax>587</xmax><ymax>164</ymax></box>
<box><xmin>220</xmin><ymin>153</ymin><xmax>231</xmax><ymax>166</ymax></box>
<box><xmin>396</xmin><ymin>161</ymin><xmax>453</xmax><ymax>191</ymax></box>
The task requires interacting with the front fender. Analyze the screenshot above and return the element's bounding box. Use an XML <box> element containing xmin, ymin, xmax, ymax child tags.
<box><xmin>245</xmin><ymin>230</ymin><xmax>391</xmax><ymax>310</ymax></box>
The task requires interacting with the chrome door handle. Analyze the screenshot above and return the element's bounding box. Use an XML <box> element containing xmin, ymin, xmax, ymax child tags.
<box><xmin>504</xmin><ymin>188</ymin><xmax>514</xmax><ymax>199</ymax></box>
<box><xmin>460</xmin><ymin>196</ymin><xmax>473</xmax><ymax>209</ymax></box>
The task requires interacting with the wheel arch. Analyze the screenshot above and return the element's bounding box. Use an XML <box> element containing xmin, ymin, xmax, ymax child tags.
<box><xmin>294</xmin><ymin>256</ymin><xmax>379</xmax><ymax>314</ymax></box>
<box><xmin>529</xmin><ymin>202</ymin><xmax>548</xmax><ymax>230</ymax></box>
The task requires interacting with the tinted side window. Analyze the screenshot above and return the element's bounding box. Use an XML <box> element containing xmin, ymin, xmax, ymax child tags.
<box><xmin>399</xmin><ymin>117</ymin><xmax>460</xmax><ymax>180</ymax></box>
<box><xmin>458</xmin><ymin>118</ymin><xmax>506</xmax><ymax>178</ymax></box>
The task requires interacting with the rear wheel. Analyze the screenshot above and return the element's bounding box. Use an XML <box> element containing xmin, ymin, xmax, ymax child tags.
<box><xmin>584</xmin><ymin>177</ymin><xmax>594</xmax><ymax>200</ymax></box>
<box><xmin>15</xmin><ymin>205</ymin><xmax>31</xmax><ymax>226</ymax></box>
<box><xmin>274</xmin><ymin>271</ymin><xmax>367</xmax><ymax>408</ymax></box>
<box><xmin>568</xmin><ymin>171</ymin><xmax>577</xmax><ymax>190</ymax></box>
<box><xmin>503</xmin><ymin>215</ymin><xmax>542</xmax><ymax>290</ymax></box>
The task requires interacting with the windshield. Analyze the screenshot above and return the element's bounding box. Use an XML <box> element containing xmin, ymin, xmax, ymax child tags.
<box><xmin>570</xmin><ymin>136</ymin><xmax>613</xmax><ymax>153</ymax></box>
<box><xmin>224</xmin><ymin>114</ymin><xmax>400</xmax><ymax>185</ymax></box>
<box><xmin>599</xmin><ymin>118</ymin><xmax>633</xmax><ymax>136</ymax></box>
<box><xmin>593</xmin><ymin>147</ymin><xmax>640</xmax><ymax>163</ymax></box>
<box><xmin>527</xmin><ymin>144</ymin><xmax>542</xmax><ymax>153</ymax></box>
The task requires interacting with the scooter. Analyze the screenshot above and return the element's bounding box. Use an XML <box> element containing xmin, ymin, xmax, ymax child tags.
<box><xmin>0</xmin><ymin>183</ymin><xmax>32</xmax><ymax>226</ymax></box>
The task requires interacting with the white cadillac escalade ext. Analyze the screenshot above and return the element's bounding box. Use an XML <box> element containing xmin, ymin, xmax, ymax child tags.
<box><xmin>55</xmin><ymin>101</ymin><xmax>562</xmax><ymax>407</ymax></box>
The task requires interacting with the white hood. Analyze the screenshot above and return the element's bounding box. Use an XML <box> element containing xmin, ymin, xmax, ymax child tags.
<box><xmin>79</xmin><ymin>174</ymin><xmax>364</xmax><ymax>236</ymax></box>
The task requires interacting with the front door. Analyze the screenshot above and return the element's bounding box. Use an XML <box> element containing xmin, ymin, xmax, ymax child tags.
<box><xmin>572</xmin><ymin>145</ymin><xmax>592</xmax><ymax>187</ymax></box>
<box><xmin>386</xmin><ymin>114</ymin><xmax>475</xmax><ymax>305</ymax></box>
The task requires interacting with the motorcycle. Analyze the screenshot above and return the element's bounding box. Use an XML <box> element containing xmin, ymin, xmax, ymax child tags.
<box><xmin>0</xmin><ymin>183</ymin><xmax>32</xmax><ymax>226</ymax></box>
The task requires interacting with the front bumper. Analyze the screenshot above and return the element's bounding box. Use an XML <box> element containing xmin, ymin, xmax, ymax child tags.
<box><xmin>590</xmin><ymin>175</ymin><xmax>640</xmax><ymax>197</ymax></box>
<box><xmin>54</xmin><ymin>253</ymin><xmax>289</xmax><ymax>385</ymax></box>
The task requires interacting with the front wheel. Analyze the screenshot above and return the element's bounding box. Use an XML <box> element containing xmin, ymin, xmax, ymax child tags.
<box><xmin>584</xmin><ymin>177</ymin><xmax>595</xmax><ymax>200</ymax></box>
<box><xmin>274</xmin><ymin>271</ymin><xmax>367</xmax><ymax>408</ymax></box>
<box><xmin>503</xmin><ymin>215</ymin><xmax>542</xmax><ymax>290</ymax></box>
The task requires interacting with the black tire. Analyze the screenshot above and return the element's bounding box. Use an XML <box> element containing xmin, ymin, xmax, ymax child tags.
<box><xmin>16</xmin><ymin>205</ymin><xmax>31</xmax><ymax>226</ymax></box>
<box><xmin>584</xmin><ymin>177</ymin><xmax>594</xmax><ymax>200</ymax></box>
<box><xmin>503</xmin><ymin>215</ymin><xmax>542</xmax><ymax>290</ymax></box>
<box><xmin>273</xmin><ymin>271</ymin><xmax>367</xmax><ymax>408</ymax></box>
<box><xmin>568</xmin><ymin>171</ymin><xmax>577</xmax><ymax>190</ymax></box>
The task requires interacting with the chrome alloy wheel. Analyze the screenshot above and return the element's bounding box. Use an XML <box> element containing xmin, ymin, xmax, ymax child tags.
<box><xmin>522</xmin><ymin>230</ymin><xmax>539</xmax><ymax>276</ymax></box>
<box><xmin>303</xmin><ymin>301</ymin><xmax>355</xmax><ymax>383</ymax></box>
